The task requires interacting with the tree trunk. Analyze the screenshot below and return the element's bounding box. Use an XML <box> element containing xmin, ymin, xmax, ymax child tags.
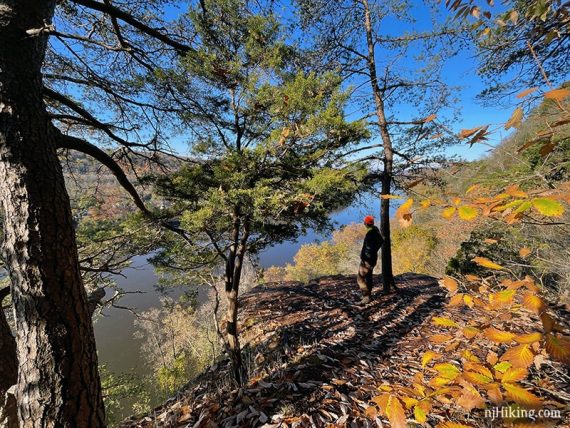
<box><xmin>0</xmin><ymin>289</ymin><xmax>18</xmax><ymax>428</ymax></box>
<box><xmin>361</xmin><ymin>0</ymin><xmax>395</xmax><ymax>291</ymax></box>
<box><xmin>224</xmin><ymin>215</ymin><xmax>249</xmax><ymax>384</ymax></box>
<box><xmin>0</xmin><ymin>2</ymin><xmax>106</xmax><ymax>426</ymax></box>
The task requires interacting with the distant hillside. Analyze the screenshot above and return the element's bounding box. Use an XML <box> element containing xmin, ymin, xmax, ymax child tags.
<box><xmin>60</xmin><ymin>150</ymin><xmax>182</xmax><ymax>221</ymax></box>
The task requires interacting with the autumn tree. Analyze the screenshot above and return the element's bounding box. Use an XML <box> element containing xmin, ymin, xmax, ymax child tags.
<box><xmin>295</xmin><ymin>0</ymin><xmax>461</xmax><ymax>291</ymax></box>
<box><xmin>144</xmin><ymin>0</ymin><xmax>369</xmax><ymax>383</ymax></box>
<box><xmin>0</xmin><ymin>1</ymin><xmax>194</xmax><ymax>425</ymax></box>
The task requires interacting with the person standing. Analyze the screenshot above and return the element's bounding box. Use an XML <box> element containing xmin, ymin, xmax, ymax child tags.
<box><xmin>357</xmin><ymin>215</ymin><xmax>383</xmax><ymax>304</ymax></box>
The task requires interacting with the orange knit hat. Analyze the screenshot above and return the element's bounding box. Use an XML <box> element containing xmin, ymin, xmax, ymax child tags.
<box><xmin>364</xmin><ymin>215</ymin><xmax>375</xmax><ymax>225</ymax></box>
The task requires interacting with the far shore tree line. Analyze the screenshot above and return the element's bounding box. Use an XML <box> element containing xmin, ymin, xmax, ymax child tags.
<box><xmin>0</xmin><ymin>0</ymin><xmax>568</xmax><ymax>426</ymax></box>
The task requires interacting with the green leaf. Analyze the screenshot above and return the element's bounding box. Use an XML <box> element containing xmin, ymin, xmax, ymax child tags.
<box><xmin>493</xmin><ymin>361</ymin><xmax>512</xmax><ymax>373</ymax></box>
<box><xmin>514</xmin><ymin>200</ymin><xmax>532</xmax><ymax>214</ymax></box>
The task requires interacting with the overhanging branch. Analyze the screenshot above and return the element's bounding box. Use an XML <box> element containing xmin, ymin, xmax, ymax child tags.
<box><xmin>70</xmin><ymin>0</ymin><xmax>193</xmax><ymax>54</ymax></box>
<box><xmin>56</xmin><ymin>131</ymin><xmax>151</xmax><ymax>215</ymax></box>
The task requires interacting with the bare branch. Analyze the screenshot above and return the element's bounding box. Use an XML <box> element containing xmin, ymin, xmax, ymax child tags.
<box><xmin>70</xmin><ymin>0</ymin><xmax>193</xmax><ymax>54</ymax></box>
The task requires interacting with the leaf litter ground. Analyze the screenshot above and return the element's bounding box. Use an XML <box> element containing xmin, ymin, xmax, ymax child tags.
<box><xmin>122</xmin><ymin>273</ymin><xmax>569</xmax><ymax>428</ymax></box>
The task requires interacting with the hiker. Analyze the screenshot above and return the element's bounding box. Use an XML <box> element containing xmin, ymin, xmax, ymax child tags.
<box><xmin>357</xmin><ymin>215</ymin><xmax>383</xmax><ymax>304</ymax></box>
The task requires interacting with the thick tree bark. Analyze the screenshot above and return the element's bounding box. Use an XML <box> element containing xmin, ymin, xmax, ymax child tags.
<box><xmin>0</xmin><ymin>288</ymin><xmax>18</xmax><ymax>428</ymax></box>
<box><xmin>224</xmin><ymin>215</ymin><xmax>250</xmax><ymax>384</ymax></box>
<box><xmin>361</xmin><ymin>0</ymin><xmax>395</xmax><ymax>292</ymax></box>
<box><xmin>0</xmin><ymin>2</ymin><xmax>105</xmax><ymax>426</ymax></box>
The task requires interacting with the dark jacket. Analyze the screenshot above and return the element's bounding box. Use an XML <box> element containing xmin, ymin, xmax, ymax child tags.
<box><xmin>361</xmin><ymin>225</ymin><xmax>383</xmax><ymax>264</ymax></box>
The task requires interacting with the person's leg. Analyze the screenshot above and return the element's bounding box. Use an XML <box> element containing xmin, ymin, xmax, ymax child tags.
<box><xmin>356</xmin><ymin>261</ymin><xmax>372</xmax><ymax>303</ymax></box>
<box><xmin>365</xmin><ymin>262</ymin><xmax>374</xmax><ymax>295</ymax></box>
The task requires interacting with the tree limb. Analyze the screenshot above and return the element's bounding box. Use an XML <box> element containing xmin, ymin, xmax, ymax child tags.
<box><xmin>44</xmin><ymin>87</ymin><xmax>146</xmax><ymax>148</ymax></box>
<box><xmin>56</xmin><ymin>131</ymin><xmax>151</xmax><ymax>215</ymax></box>
<box><xmin>70</xmin><ymin>0</ymin><xmax>193</xmax><ymax>54</ymax></box>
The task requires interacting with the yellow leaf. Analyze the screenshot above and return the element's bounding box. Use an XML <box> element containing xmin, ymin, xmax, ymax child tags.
<box><xmin>414</xmin><ymin>404</ymin><xmax>427</xmax><ymax>423</ymax></box>
<box><xmin>420</xmin><ymin>199</ymin><xmax>431</xmax><ymax>208</ymax></box>
<box><xmin>465</xmin><ymin>274</ymin><xmax>480</xmax><ymax>281</ymax></box>
<box><xmin>484</xmin><ymin>327</ymin><xmax>515</xmax><ymax>343</ymax></box>
<box><xmin>422</xmin><ymin>351</ymin><xmax>442</xmax><ymax>367</ymax></box>
<box><xmin>442</xmin><ymin>206</ymin><xmax>456</xmax><ymax>219</ymax></box>
<box><xmin>489</xmin><ymin>289</ymin><xmax>516</xmax><ymax>308</ymax></box>
<box><xmin>544</xmin><ymin>87</ymin><xmax>570</xmax><ymax>101</ymax></box>
<box><xmin>434</xmin><ymin>363</ymin><xmax>461</xmax><ymax>380</ymax></box>
<box><xmin>500</xmin><ymin>344</ymin><xmax>534</xmax><ymax>368</ymax></box>
<box><xmin>396</xmin><ymin>198</ymin><xmax>414</xmax><ymax>228</ymax></box>
<box><xmin>473</xmin><ymin>256</ymin><xmax>504</xmax><ymax>270</ymax></box>
<box><xmin>532</xmin><ymin>197</ymin><xmax>565</xmax><ymax>216</ymax></box>
<box><xmin>501</xmin><ymin>367</ymin><xmax>528</xmax><ymax>383</ymax></box>
<box><xmin>461</xmin><ymin>350</ymin><xmax>480</xmax><ymax>363</ymax></box>
<box><xmin>463</xmin><ymin>294</ymin><xmax>474</xmax><ymax>308</ymax></box>
<box><xmin>385</xmin><ymin>395</ymin><xmax>407</xmax><ymax>428</ymax></box>
<box><xmin>423</xmin><ymin>113</ymin><xmax>437</xmax><ymax>123</ymax></box>
<box><xmin>418</xmin><ymin>399</ymin><xmax>431</xmax><ymax>414</ymax></box>
<box><xmin>458</xmin><ymin>205</ymin><xmax>479</xmax><ymax>221</ymax></box>
<box><xmin>514</xmin><ymin>332</ymin><xmax>542</xmax><ymax>344</ymax></box>
<box><xmin>505</xmin><ymin>107</ymin><xmax>524</xmax><ymax>130</ymax></box>
<box><xmin>441</xmin><ymin>276</ymin><xmax>458</xmax><ymax>293</ymax></box>
<box><xmin>502</xmin><ymin>383</ymin><xmax>543</xmax><ymax>408</ymax></box>
<box><xmin>429</xmin><ymin>334</ymin><xmax>454</xmax><ymax>344</ymax></box>
<box><xmin>429</xmin><ymin>376</ymin><xmax>453</xmax><ymax>388</ymax></box>
<box><xmin>381</xmin><ymin>194</ymin><xmax>404</xmax><ymax>199</ymax></box>
<box><xmin>463</xmin><ymin>326</ymin><xmax>480</xmax><ymax>339</ymax></box>
<box><xmin>515</xmin><ymin>87</ymin><xmax>538</xmax><ymax>99</ymax></box>
<box><xmin>413</xmin><ymin>382</ymin><xmax>426</xmax><ymax>397</ymax></box>
<box><xmin>484</xmin><ymin>238</ymin><xmax>498</xmax><ymax>244</ymax></box>
<box><xmin>466</xmin><ymin>184</ymin><xmax>480</xmax><ymax>194</ymax></box>
<box><xmin>519</xmin><ymin>247</ymin><xmax>531</xmax><ymax>258</ymax></box>
<box><xmin>433</xmin><ymin>317</ymin><xmax>459</xmax><ymax>328</ymax></box>
<box><xmin>545</xmin><ymin>334</ymin><xmax>570</xmax><ymax>365</ymax></box>
<box><xmin>401</xmin><ymin>396</ymin><xmax>418</xmax><ymax>409</ymax></box>
<box><xmin>463</xmin><ymin>371</ymin><xmax>492</xmax><ymax>385</ymax></box>
<box><xmin>463</xmin><ymin>362</ymin><xmax>493</xmax><ymax>378</ymax></box>
<box><xmin>522</xmin><ymin>293</ymin><xmax>546</xmax><ymax>314</ymax></box>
